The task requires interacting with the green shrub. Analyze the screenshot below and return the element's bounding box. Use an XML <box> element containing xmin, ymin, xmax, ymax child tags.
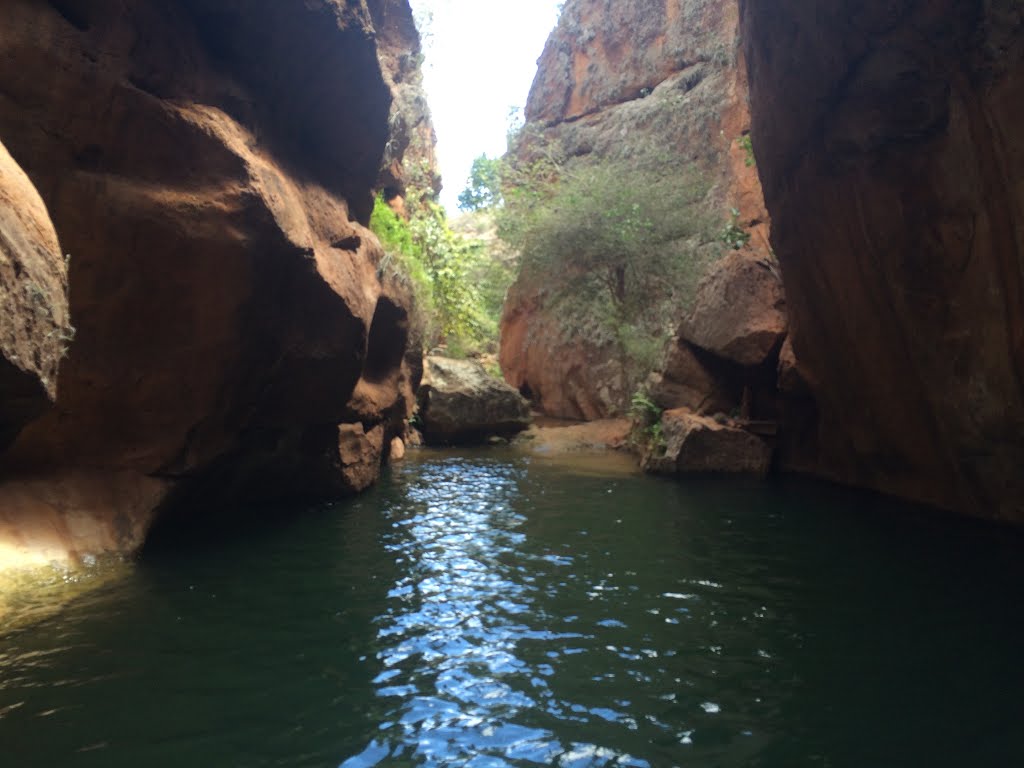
<box><xmin>719</xmin><ymin>207</ymin><xmax>751</xmax><ymax>250</ymax></box>
<box><xmin>497</xmin><ymin>157</ymin><xmax>710</xmax><ymax>308</ymax></box>
<box><xmin>628</xmin><ymin>388</ymin><xmax>666</xmax><ymax>453</ymax></box>
<box><xmin>737</xmin><ymin>134</ymin><xmax>756</xmax><ymax>168</ymax></box>
<box><xmin>495</xmin><ymin>155</ymin><xmax>714</xmax><ymax>391</ymax></box>
<box><xmin>371</xmin><ymin>196</ymin><xmax>436</xmax><ymax>336</ymax></box>
<box><xmin>370</xmin><ymin>195</ymin><xmax>501</xmax><ymax>356</ymax></box>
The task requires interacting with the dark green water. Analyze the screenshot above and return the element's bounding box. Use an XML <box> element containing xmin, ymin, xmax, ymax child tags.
<box><xmin>2</xmin><ymin>450</ymin><xmax>1023</xmax><ymax>768</ymax></box>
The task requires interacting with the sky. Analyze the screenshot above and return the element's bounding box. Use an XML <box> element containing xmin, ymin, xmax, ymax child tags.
<box><xmin>408</xmin><ymin>0</ymin><xmax>563</xmax><ymax>212</ymax></box>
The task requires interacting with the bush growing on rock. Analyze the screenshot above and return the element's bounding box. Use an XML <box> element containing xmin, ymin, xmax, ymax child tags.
<box><xmin>496</xmin><ymin>155</ymin><xmax>716</xmax><ymax>396</ymax></box>
<box><xmin>371</xmin><ymin>194</ymin><xmax>508</xmax><ymax>357</ymax></box>
<box><xmin>498</xmin><ymin>157</ymin><xmax>711</xmax><ymax>306</ymax></box>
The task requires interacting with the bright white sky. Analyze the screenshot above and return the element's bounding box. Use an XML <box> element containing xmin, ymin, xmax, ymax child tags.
<box><xmin>409</xmin><ymin>0</ymin><xmax>562</xmax><ymax>212</ymax></box>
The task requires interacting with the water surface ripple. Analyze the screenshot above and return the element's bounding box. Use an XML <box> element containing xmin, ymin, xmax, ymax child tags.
<box><xmin>1</xmin><ymin>451</ymin><xmax>1023</xmax><ymax>767</ymax></box>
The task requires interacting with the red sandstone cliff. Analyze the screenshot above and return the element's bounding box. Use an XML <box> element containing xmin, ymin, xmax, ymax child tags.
<box><xmin>499</xmin><ymin>0</ymin><xmax>775</xmax><ymax>421</ymax></box>
<box><xmin>369</xmin><ymin>0</ymin><xmax>440</xmax><ymax>199</ymax></box>
<box><xmin>740</xmin><ymin>0</ymin><xmax>1024</xmax><ymax>521</ymax></box>
<box><xmin>0</xmin><ymin>138</ymin><xmax>71</xmax><ymax>454</ymax></box>
<box><xmin>0</xmin><ymin>0</ymin><xmax>430</xmax><ymax>569</ymax></box>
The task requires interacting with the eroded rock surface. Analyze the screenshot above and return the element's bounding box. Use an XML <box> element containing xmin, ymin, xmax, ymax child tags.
<box><xmin>646</xmin><ymin>339</ymin><xmax>734</xmax><ymax>416</ymax></box>
<box><xmin>741</xmin><ymin>0</ymin><xmax>1024</xmax><ymax>520</ymax></box>
<box><xmin>0</xmin><ymin>139</ymin><xmax>71</xmax><ymax>451</ymax></box>
<box><xmin>0</xmin><ymin>0</ymin><xmax>428</xmax><ymax>569</ymax></box>
<box><xmin>418</xmin><ymin>357</ymin><xmax>531</xmax><ymax>444</ymax></box>
<box><xmin>681</xmin><ymin>250</ymin><xmax>786</xmax><ymax>367</ymax></box>
<box><xmin>369</xmin><ymin>0</ymin><xmax>440</xmax><ymax>198</ymax></box>
<box><xmin>643</xmin><ymin>408</ymin><xmax>772</xmax><ymax>477</ymax></box>
<box><xmin>500</xmin><ymin>0</ymin><xmax>773</xmax><ymax>420</ymax></box>
<box><xmin>501</xmin><ymin>282</ymin><xmax>632</xmax><ymax>421</ymax></box>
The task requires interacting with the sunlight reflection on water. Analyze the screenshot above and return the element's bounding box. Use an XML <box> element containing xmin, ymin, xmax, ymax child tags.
<box><xmin>342</xmin><ymin>459</ymin><xmax>650</xmax><ymax>767</ymax></box>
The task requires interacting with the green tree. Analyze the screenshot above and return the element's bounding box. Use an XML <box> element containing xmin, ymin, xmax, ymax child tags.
<box><xmin>495</xmin><ymin>154</ymin><xmax>715</xmax><ymax>388</ymax></box>
<box><xmin>370</xmin><ymin>195</ymin><xmax>500</xmax><ymax>356</ymax></box>
<box><xmin>497</xmin><ymin>156</ymin><xmax>710</xmax><ymax>308</ymax></box>
<box><xmin>458</xmin><ymin>154</ymin><xmax>503</xmax><ymax>211</ymax></box>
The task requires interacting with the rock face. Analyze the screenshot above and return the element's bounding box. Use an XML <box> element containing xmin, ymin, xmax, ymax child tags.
<box><xmin>0</xmin><ymin>0</ymin><xmax>429</xmax><ymax>569</ymax></box>
<box><xmin>643</xmin><ymin>408</ymin><xmax>772</xmax><ymax>477</ymax></box>
<box><xmin>741</xmin><ymin>0</ymin><xmax>1024</xmax><ymax>520</ymax></box>
<box><xmin>680</xmin><ymin>250</ymin><xmax>786</xmax><ymax>367</ymax></box>
<box><xmin>500</xmin><ymin>282</ymin><xmax>633</xmax><ymax>421</ymax></box>
<box><xmin>369</xmin><ymin>0</ymin><xmax>440</xmax><ymax>198</ymax></box>
<box><xmin>0</xmin><ymin>139</ymin><xmax>71</xmax><ymax>451</ymax></box>
<box><xmin>417</xmin><ymin>357</ymin><xmax>531</xmax><ymax>444</ymax></box>
<box><xmin>646</xmin><ymin>339</ymin><xmax>735</xmax><ymax>416</ymax></box>
<box><xmin>500</xmin><ymin>0</ymin><xmax>773</xmax><ymax>420</ymax></box>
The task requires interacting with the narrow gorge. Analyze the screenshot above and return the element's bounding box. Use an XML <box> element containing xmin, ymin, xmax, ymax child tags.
<box><xmin>1</xmin><ymin>0</ymin><xmax>1023</xmax><ymax>765</ymax></box>
<box><xmin>501</xmin><ymin>0</ymin><xmax>1024</xmax><ymax>523</ymax></box>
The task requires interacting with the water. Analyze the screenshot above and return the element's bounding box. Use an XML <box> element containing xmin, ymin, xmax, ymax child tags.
<box><xmin>1</xmin><ymin>449</ymin><xmax>1023</xmax><ymax>767</ymax></box>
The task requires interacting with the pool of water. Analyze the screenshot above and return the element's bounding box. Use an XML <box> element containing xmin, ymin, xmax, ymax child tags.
<box><xmin>1</xmin><ymin>449</ymin><xmax>1023</xmax><ymax>767</ymax></box>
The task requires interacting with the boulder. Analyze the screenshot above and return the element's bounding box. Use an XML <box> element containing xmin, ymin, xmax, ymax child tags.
<box><xmin>643</xmin><ymin>408</ymin><xmax>772</xmax><ymax>477</ymax></box>
<box><xmin>0</xmin><ymin>139</ymin><xmax>72</xmax><ymax>450</ymax></box>
<box><xmin>418</xmin><ymin>357</ymin><xmax>531</xmax><ymax>444</ymax></box>
<box><xmin>680</xmin><ymin>250</ymin><xmax>787</xmax><ymax>367</ymax></box>
<box><xmin>337</xmin><ymin>423</ymin><xmax>386</xmax><ymax>494</ymax></box>
<box><xmin>389</xmin><ymin>436</ymin><xmax>407</xmax><ymax>462</ymax></box>
<box><xmin>646</xmin><ymin>338</ymin><xmax>736</xmax><ymax>414</ymax></box>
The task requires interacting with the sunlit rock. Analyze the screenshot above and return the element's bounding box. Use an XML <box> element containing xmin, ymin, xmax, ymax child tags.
<box><xmin>680</xmin><ymin>251</ymin><xmax>787</xmax><ymax>368</ymax></box>
<box><xmin>0</xmin><ymin>138</ymin><xmax>71</xmax><ymax>450</ymax></box>
<box><xmin>642</xmin><ymin>408</ymin><xmax>772</xmax><ymax>477</ymax></box>
<box><xmin>0</xmin><ymin>0</ymin><xmax>429</xmax><ymax>572</ymax></box>
<box><xmin>417</xmin><ymin>357</ymin><xmax>531</xmax><ymax>444</ymax></box>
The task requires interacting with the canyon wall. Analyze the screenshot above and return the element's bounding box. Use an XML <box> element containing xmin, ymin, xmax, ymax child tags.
<box><xmin>741</xmin><ymin>0</ymin><xmax>1024</xmax><ymax>521</ymax></box>
<box><xmin>0</xmin><ymin>0</ymin><xmax>429</xmax><ymax>570</ymax></box>
<box><xmin>0</xmin><ymin>138</ymin><xmax>71</xmax><ymax>455</ymax></box>
<box><xmin>500</xmin><ymin>0</ymin><xmax>774</xmax><ymax>421</ymax></box>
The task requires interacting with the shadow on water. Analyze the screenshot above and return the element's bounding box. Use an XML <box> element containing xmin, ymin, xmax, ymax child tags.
<box><xmin>1</xmin><ymin>450</ymin><xmax>1023</xmax><ymax>767</ymax></box>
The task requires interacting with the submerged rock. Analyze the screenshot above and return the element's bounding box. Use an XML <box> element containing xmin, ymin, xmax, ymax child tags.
<box><xmin>643</xmin><ymin>408</ymin><xmax>772</xmax><ymax>478</ymax></box>
<box><xmin>417</xmin><ymin>357</ymin><xmax>531</xmax><ymax>444</ymax></box>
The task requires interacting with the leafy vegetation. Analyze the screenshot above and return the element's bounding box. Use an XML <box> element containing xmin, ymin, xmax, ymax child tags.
<box><xmin>370</xmin><ymin>194</ymin><xmax>510</xmax><ymax>358</ymax></box>
<box><xmin>498</xmin><ymin>156</ymin><xmax>711</xmax><ymax>305</ymax></box>
<box><xmin>629</xmin><ymin>389</ymin><xmax>666</xmax><ymax>454</ymax></box>
<box><xmin>719</xmin><ymin>207</ymin><xmax>751</xmax><ymax>250</ymax></box>
<box><xmin>492</xmin><ymin>153</ymin><xmax>715</xmax><ymax>392</ymax></box>
<box><xmin>737</xmin><ymin>134</ymin><xmax>756</xmax><ymax>168</ymax></box>
<box><xmin>457</xmin><ymin>154</ymin><xmax>503</xmax><ymax>212</ymax></box>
